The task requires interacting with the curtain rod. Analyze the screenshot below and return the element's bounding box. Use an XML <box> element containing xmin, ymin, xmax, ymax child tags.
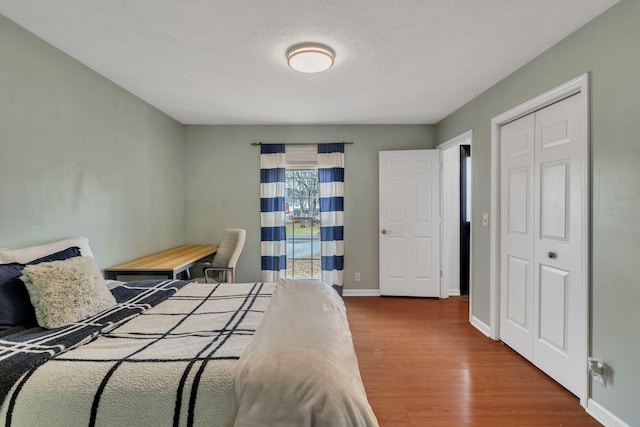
<box><xmin>251</xmin><ymin>142</ymin><xmax>353</xmax><ymax>146</ymax></box>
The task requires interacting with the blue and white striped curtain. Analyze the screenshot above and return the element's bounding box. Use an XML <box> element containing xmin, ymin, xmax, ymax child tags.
<box><xmin>260</xmin><ymin>144</ymin><xmax>286</xmax><ymax>282</ymax></box>
<box><xmin>318</xmin><ymin>143</ymin><xmax>345</xmax><ymax>295</ymax></box>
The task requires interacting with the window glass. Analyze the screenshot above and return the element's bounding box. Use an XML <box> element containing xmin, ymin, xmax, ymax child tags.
<box><xmin>285</xmin><ymin>169</ymin><xmax>321</xmax><ymax>279</ymax></box>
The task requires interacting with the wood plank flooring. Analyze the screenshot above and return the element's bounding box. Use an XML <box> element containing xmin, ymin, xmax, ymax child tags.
<box><xmin>344</xmin><ymin>296</ymin><xmax>601</xmax><ymax>427</ymax></box>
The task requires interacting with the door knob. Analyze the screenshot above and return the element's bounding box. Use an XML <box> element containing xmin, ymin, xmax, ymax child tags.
<box><xmin>547</xmin><ymin>251</ymin><xmax>557</xmax><ymax>259</ymax></box>
<box><xmin>381</xmin><ymin>229</ymin><xmax>391</xmax><ymax>235</ymax></box>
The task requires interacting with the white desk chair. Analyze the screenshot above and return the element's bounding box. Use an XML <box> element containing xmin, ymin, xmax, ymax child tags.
<box><xmin>202</xmin><ymin>228</ymin><xmax>246</xmax><ymax>283</ymax></box>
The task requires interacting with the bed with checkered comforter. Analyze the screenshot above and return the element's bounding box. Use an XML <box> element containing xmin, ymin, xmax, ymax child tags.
<box><xmin>0</xmin><ymin>279</ymin><xmax>378</xmax><ymax>427</ymax></box>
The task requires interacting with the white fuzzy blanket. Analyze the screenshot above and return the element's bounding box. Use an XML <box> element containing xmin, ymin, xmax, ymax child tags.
<box><xmin>1</xmin><ymin>282</ymin><xmax>273</xmax><ymax>427</ymax></box>
<box><xmin>2</xmin><ymin>280</ymin><xmax>377</xmax><ymax>427</ymax></box>
<box><xmin>234</xmin><ymin>279</ymin><xmax>379</xmax><ymax>427</ymax></box>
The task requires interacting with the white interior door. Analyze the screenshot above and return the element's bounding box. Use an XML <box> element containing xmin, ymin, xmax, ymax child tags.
<box><xmin>379</xmin><ymin>150</ymin><xmax>441</xmax><ymax>297</ymax></box>
<box><xmin>532</xmin><ymin>93</ymin><xmax>585</xmax><ymax>396</ymax></box>
<box><xmin>500</xmin><ymin>113</ymin><xmax>535</xmax><ymax>359</ymax></box>
<box><xmin>499</xmin><ymin>93</ymin><xmax>585</xmax><ymax>397</ymax></box>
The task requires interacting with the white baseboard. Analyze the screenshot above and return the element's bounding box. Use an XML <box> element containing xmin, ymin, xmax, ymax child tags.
<box><xmin>449</xmin><ymin>290</ymin><xmax>461</xmax><ymax>297</ymax></box>
<box><xmin>470</xmin><ymin>315</ymin><xmax>492</xmax><ymax>337</ymax></box>
<box><xmin>343</xmin><ymin>289</ymin><xmax>381</xmax><ymax>297</ymax></box>
<box><xmin>587</xmin><ymin>399</ymin><xmax>631</xmax><ymax>427</ymax></box>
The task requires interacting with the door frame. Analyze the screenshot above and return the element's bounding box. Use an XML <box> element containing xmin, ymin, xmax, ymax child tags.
<box><xmin>438</xmin><ymin>130</ymin><xmax>473</xmax><ymax>301</ymax></box>
<box><xmin>489</xmin><ymin>73</ymin><xmax>590</xmax><ymax>406</ymax></box>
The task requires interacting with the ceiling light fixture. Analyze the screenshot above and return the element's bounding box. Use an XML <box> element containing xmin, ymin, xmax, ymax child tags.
<box><xmin>286</xmin><ymin>43</ymin><xmax>335</xmax><ymax>73</ymax></box>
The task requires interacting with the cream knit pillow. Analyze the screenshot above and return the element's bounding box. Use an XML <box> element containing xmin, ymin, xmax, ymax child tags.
<box><xmin>21</xmin><ymin>256</ymin><xmax>116</xmax><ymax>329</ymax></box>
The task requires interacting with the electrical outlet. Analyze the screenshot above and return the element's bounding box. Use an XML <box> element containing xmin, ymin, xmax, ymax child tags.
<box><xmin>355</xmin><ymin>272</ymin><xmax>361</xmax><ymax>282</ymax></box>
<box><xmin>589</xmin><ymin>357</ymin><xmax>607</xmax><ymax>387</ymax></box>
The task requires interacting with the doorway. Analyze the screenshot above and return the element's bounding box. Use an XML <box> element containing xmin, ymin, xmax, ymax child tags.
<box><xmin>439</xmin><ymin>131</ymin><xmax>473</xmax><ymax>299</ymax></box>
<box><xmin>459</xmin><ymin>144</ymin><xmax>471</xmax><ymax>297</ymax></box>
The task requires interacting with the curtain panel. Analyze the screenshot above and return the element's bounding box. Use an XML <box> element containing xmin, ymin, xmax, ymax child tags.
<box><xmin>318</xmin><ymin>143</ymin><xmax>345</xmax><ymax>295</ymax></box>
<box><xmin>260</xmin><ymin>144</ymin><xmax>286</xmax><ymax>282</ymax></box>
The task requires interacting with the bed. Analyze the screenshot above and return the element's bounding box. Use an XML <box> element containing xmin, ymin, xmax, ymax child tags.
<box><xmin>0</xmin><ymin>239</ymin><xmax>378</xmax><ymax>427</ymax></box>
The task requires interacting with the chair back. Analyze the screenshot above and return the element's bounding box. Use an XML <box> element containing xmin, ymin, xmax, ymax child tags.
<box><xmin>211</xmin><ymin>228</ymin><xmax>246</xmax><ymax>268</ymax></box>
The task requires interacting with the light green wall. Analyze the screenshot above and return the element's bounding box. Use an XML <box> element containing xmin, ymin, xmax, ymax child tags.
<box><xmin>184</xmin><ymin>125</ymin><xmax>436</xmax><ymax>285</ymax></box>
<box><xmin>436</xmin><ymin>0</ymin><xmax>639</xmax><ymax>424</ymax></box>
<box><xmin>3</xmin><ymin>3</ymin><xmax>636</xmax><ymax>423</ymax></box>
<box><xmin>0</xmin><ymin>15</ymin><xmax>185</xmax><ymax>268</ymax></box>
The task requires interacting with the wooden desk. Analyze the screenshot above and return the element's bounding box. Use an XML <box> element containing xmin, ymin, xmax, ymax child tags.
<box><xmin>103</xmin><ymin>244</ymin><xmax>218</xmax><ymax>280</ymax></box>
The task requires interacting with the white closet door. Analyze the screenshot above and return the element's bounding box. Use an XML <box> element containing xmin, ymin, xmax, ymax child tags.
<box><xmin>533</xmin><ymin>93</ymin><xmax>585</xmax><ymax>396</ymax></box>
<box><xmin>500</xmin><ymin>93</ymin><xmax>585</xmax><ymax>397</ymax></box>
<box><xmin>500</xmin><ymin>113</ymin><xmax>536</xmax><ymax>360</ymax></box>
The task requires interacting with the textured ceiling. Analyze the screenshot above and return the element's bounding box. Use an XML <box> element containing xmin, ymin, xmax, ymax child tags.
<box><xmin>0</xmin><ymin>0</ymin><xmax>619</xmax><ymax>125</ymax></box>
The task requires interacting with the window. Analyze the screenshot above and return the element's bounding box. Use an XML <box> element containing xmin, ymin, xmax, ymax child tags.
<box><xmin>285</xmin><ymin>169</ymin><xmax>321</xmax><ymax>279</ymax></box>
<box><xmin>259</xmin><ymin>142</ymin><xmax>344</xmax><ymax>292</ymax></box>
<box><xmin>284</xmin><ymin>145</ymin><xmax>321</xmax><ymax>280</ymax></box>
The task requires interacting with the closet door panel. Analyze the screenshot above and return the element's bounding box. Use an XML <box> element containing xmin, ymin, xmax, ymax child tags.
<box><xmin>533</xmin><ymin>93</ymin><xmax>585</xmax><ymax>397</ymax></box>
<box><xmin>500</xmin><ymin>113</ymin><xmax>535</xmax><ymax>360</ymax></box>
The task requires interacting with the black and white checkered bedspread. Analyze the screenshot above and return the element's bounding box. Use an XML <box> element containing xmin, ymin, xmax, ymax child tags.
<box><xmin>0</xmin><ymin>280</ymin><xmax>273</xmax><ymax>427</ymax></box>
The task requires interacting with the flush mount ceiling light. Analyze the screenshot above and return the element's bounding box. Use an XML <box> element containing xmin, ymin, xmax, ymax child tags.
<box><xmin>286</xmin><ymin>43</ymin><xmax>335</xmax><ymax>73</ymax></box>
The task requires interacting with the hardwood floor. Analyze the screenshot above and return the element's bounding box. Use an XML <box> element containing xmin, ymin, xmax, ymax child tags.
<box><xmin>344</xmin><ymin>296</ymin><xmax>601</xmax><ymax>427</ymax></box>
